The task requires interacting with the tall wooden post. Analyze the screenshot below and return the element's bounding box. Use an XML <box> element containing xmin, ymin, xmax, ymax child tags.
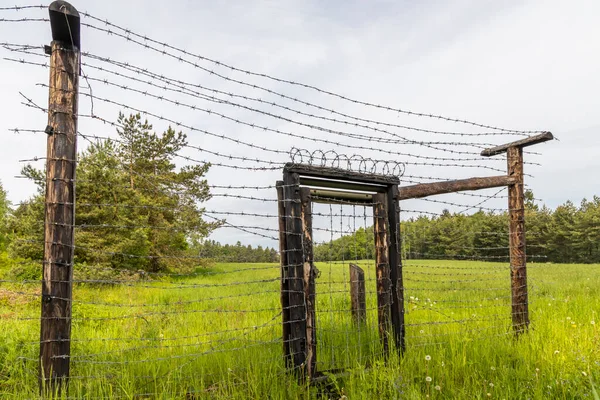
<box><xmin>282</xmin><ymin>172</ymin><xmax>308</xmax><ymax>378</ymax></box>
<box><xmin>300</xmin><ymin>187</ymin><xmax>316</xmax><ymax>379</ymax></box>
<box><xmin>276</xmin><ymin>181</ymin><xmax>291</xmax><ymax>368</ymax></box>
<box><xmin>373</xmin><ymin>193</ymin><xmax>391</xmax><ymax>354</ymax></box>
<box><xmin>387</xmin><ymin>185</ymin><xmax>405</xmax><ymax>353</ymax></box>
<box><xmin>40</xmin><ymin>1</ymin><xmax>80</xmax><ymax>393</ymax></box>
<box><xmin>507</xmin><ymin>146</ymin><xmax>529</xmax><ymax>334</ymax></box>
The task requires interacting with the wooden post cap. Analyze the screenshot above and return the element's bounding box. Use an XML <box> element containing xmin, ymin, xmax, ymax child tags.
<box><xmin>49</xmin><ymin>1</ymin><xmax>80</xmax><ymax>49</ymax></box>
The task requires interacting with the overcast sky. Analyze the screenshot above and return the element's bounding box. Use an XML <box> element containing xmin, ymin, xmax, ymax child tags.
<box><xmin>0</xmin><ymin>0</ymin><xmax>598</xmax><ymax>247</ymax></box>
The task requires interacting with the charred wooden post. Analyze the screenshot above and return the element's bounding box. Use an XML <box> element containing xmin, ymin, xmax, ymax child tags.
<box><xmin>40</xmin><ymin>1</ymin><xmax>80</xmax><ymax>394</ymax></box>
<box><xmin>507</xmin><ymin>147</ymin><xmax>529</xmax><ymax>335</ymax></box>
<box><xmin>387</xmin><ymin>185</ymin><xmax>405</xmax><ymax>353</ymax></box>
<box><xmin>373</xmin><ymin>193</ymin><xmax>391</xmax><ymax>354</ymax></box>
<box><xmin>349</xmin><ymin>264</ymin><xmax>366</xmax><ymax>323</ymax></box>
<box><xmin>282</xmin><ymin>171</ymin><xmax>308</xmax><ymax>378</ymax></box>
<box><xmin>276</xmin><ymin>181</ymin><xmax>291</xmax><ymax>368</ymax></box>
<box><xmin>300</xmin><ymin>187</ymin><xmax>317</xmax><ymax>380</ymax></box>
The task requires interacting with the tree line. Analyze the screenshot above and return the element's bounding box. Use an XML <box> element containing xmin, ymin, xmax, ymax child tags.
<box><xmin>315</xmin><ymin>193</ymin><xmax>600</xmax><ymax>264</ymax></box>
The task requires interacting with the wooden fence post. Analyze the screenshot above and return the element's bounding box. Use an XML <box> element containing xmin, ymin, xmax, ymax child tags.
<box><xmin>276</xmin><ymin>181</ymin><xmax>291</xmax><ymax>368</ymax></box>
<box><xmin>507</xmin><ymin>146</ymin><xmax>529</xmax><ymax>335</ymax></box>
<box><xmin>349</xmin><ymin>264</ymin><xmax>366</xmax><ymax>323</ymax></box>
<box><xmin>387</xmin><ymin>185</ymin><xmax>405</xmax><ymax>353</ymax></box>
<box><xmin>373</xmin><ymin>193</ymin><xmax>391</xmax><ymax>354</ymax></box>
<box><xmin>300</xmin><ymin>187</ymin><xmax>316</xmax><ymax>380</ymax></box>
<box><xmin>282</xmin><ymin>171</ymin><xmax>308</xmax><ymax>378</ymax></box>
<box><xmin>40</xmin><ymin>1</ymin><xmax>80</xmax><ymax>394</ymax></box>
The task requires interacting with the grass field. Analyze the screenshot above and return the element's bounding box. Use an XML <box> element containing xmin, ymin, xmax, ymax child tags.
<box><xmin>1</xmin><ymin>260</ymin><xmax>599</xmax><ymax>399</ymax></box>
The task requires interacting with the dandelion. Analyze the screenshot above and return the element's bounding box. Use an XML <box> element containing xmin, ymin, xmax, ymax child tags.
<box><xmin>572</xmin><ymin>324</ymin><xmax>577</xmax><ymax>328</ymax></box>
<box><xmin>420</xmin><ymin>329</ymin><xmax>425</xmax><ymax>334</ymax></box>
<box><xmin>489</xmin><ymin>383</ymin><xmax>494</xmax><ymax>388</ymax></box>
<box><xmin>491</xmin><ymin>366</ymin><xmax>496</xmax><ymax>371</ymax></box>
<box><xmin>487</xmin><ymin>393</ymin><xmax>492</xmax><ymax>397</ymax></box>
<box><xmin>566</xmin><ymin>317</ymin><xmax>571</xmax><ymax>320</ymax></box>
<box><xmin>434</xmin><ymin>385</ymin><xmax>441</xmax><ymax>391</ymax></box>
<box><xmin>441</xmin><ymin>362</ymin><xmax>445</xmax><ymax>367</ymax></box>
<box><xmin>591</xmin><ymin>321</ymin><xmax>596</xmax><ymax>325</ymax></box>
<box><xmin>535</xmin><ymin>368</ymin><xmax>540</xmax><ymax>372</ymax></box>
<box><xmin>554</xmin><ymin>350</ymin><xmax>560</xmax><ymax>355</ymax></box>
<box><xmin>426</xmin><ymin>376</ymin><xmax>432</xmax><ymax>382</ymax></box>
<box><xmin>425</xmin><ymin>355</ymin><xmax>431</xmax><ymax>361</ymax></box>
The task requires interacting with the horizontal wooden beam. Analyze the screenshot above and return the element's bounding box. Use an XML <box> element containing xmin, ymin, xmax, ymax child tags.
<box><xmin>300</xmin><ymin>176</ymin><xmax>387</xmax><ymax>193</ymax></box>
<box><xmin>397</xmin><ymin>175</ymin><xmax>516</xmax><ymax>200</ymax></box>
<box><xmin>285</xmin><ymin>163</ymin><xmax>400</xmax><ymax>186</ymax></box>
<box><xmin>309</xmin><ymin>188</ymin><xmax>373</xmax><ymax>204</ymax></box>
<box><xmin>481</xmin><ymin>132</ymin><xmax>554</xmax><ymax>157</ymax></box>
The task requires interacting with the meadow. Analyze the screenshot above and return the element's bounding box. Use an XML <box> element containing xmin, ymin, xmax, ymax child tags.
<box><xmin>0</xmin><ymin>260</ymin><xmax>598</xmax><ymax>399</ymax></box>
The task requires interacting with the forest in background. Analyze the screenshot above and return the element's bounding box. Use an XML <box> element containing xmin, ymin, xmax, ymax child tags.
<box><xmin>314</xmin><ymin>192</ymin><xmax>600</xmax><ymax>264</ymax></box>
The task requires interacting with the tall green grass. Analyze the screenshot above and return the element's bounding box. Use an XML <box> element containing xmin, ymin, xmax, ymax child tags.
<box><xmin>1</xmin><ymin>260</ymin><xmax>598</xmax><ymax>399</ymax></box>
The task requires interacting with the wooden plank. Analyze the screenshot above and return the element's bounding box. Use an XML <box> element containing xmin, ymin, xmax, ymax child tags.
<box><xmin>387</xmin><ymin>185</ymin><xmax>405</xmax><ymax>354</ymax></box>
<box><xmin>285</xmin><ymin>163</ymin><xmax>400</xmax><ymax>186</ymax></box>
<box><xmin>373</xmin><ymin>193</ymin><xmax>391</xmax><ymax>354</ymax></box>
<box><xmin>276</xmin><ymin>181</ymin><xmax>291</xmax><ymax>368</ymax></box>
<box><xmin>40</xmin><ymin>38</ymin><xmax>80</xmax><ymax>394</ymax></box>
<box><xmin>349</xmin><ymin>264</ymin><xmax>366</xmax><ymax>324</ymax></box>
<box><xmin>300</xmin><ymin>176</ymin><xmax>387</xmax><ymax>193</ymax></box>
<box><xmin>282</xmin><ymin>171</ymin><xmax>308</xmax><ymax>378</ymax></box>
<box><xmin>310</xmin><ymin>188</ymin><xmax>373</xmax><ymax>203</ymax></box>
<box><xmin>397</xmin><ymin>175</ymin><xmax>516</xmax><ymax>200</ymax></box>
<box><xmin>481</xmin><ymin>132</ymin><xmax>554</xmax><ymax>157</ymax></box>
<box><xmin>300</xmin><ymin>187</ymin><xmax>317</xmax><ymax>380</ymax></box>
<box><xmin>507</xmin><ymin>147</ymin><xmax>529</xmax><ymax>335</ymax></box>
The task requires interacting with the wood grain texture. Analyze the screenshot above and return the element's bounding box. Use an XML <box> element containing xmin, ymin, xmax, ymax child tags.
<box><xmin>481</xmin><ymin>132</ymin><xmax>553</xmax><ymax>157</ymax></box>
<box><xmin>397</xmin><ymin>175</ymin><xmax>515</xmax><ymax>200</ymax></box>
<box><xmin>507</xmin><ymin>147</ymin><xmax>529</xmax><ymax>335</ymax></box>
<box><xmin>276</xmin><ymin>181</ymin><xmax>291</xmax><ymax>368</ymax></box>
<box><xmin>387</xmin><ymin>185</ymin><xmax>405</xmax><ymax>353</ymax></box>
<box><xmin>40</xmin><ymin>40</ymin><xmax>79</xmax><ymax>393</ymax></box>
<box><xmin>373</xmin><ymin>193</ymin><xmax>391</xmax><ymax>354</ymax></box>
<box><xmin>300</xmin><ymin>187</ymin><xmax>317</xmax><ymax>380</ymax></box>
<box><xmin>282</xmin><ymin>172</ymin><xmax>308</xmax><ymax>378</ymax></box>
<box><xmin>349</xmin><ymin>264</ymin><xmax>366</xmax><ymax>324</ymax></box>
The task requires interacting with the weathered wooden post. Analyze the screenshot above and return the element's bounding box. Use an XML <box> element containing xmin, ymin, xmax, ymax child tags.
<box><xmin>349</xmin><ymin>264</ymin><xmax>366</xmax><ymax>323</ymax></box>
<box><xmin>481</xmin><ymin>132</ymin><xmax>554</xmax><ymax>336</ymax></box>
<box><xmin>282</xmin><ymin>171</ymin><xmax>308</xmax><ymax>379</ymax></box>
<box><xmin>506</xmin><ymin>146</ymin><xmax>528</xmax><ymax>334</ymax></box>
<box><xmin>300</xmin><ymin>187</ymin><xmax>316</xmax><ymax>379</ymax></box>
<box><xmin>387</xmin><ymin>185</ymin><xmax>405</xmax><ymax>353</ymax></box>
<box><xmin>276</xmin><ymin>181</ymin><xmax>291</xmax><ymax>368</ymax></box>
<box><xmin>373</xmin><ymin>193</ymin><xmax>391</xmax><ymax>353</ymax></box>
<box><xmin>40</xmin><ymin>0</ymin><xmax>80</xmax><ymax>394</ymax></box>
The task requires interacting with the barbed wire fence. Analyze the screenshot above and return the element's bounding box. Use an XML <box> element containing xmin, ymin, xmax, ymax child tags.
<box><xmin>0</xmin><ymin>3</ymin><xmax>559</xmax><ymax>398</ymax></box>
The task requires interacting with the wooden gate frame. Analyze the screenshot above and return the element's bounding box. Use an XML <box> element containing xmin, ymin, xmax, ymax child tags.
<box><xmin>277</xmin><ymin>163</ymin><xmax>404</xmax><ymax>381</ymax></box>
